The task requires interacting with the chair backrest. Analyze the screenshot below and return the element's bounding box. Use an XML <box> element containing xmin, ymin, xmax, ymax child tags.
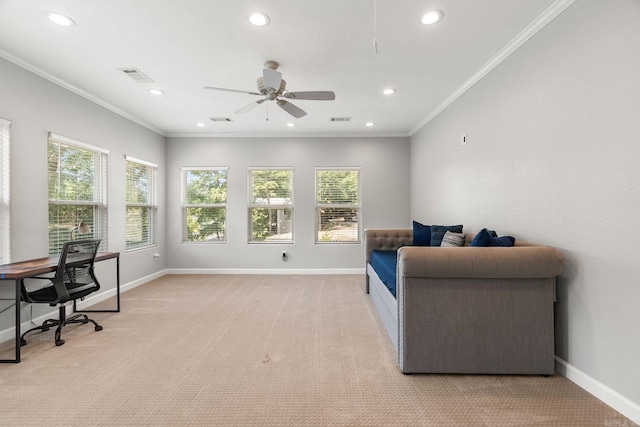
<box><xmin>56</xmin><ymin>239</ymin><xmax>102</xmax><ymax>302</ymax></box>
<box><xmin>58</xmin><ymin>239</ymin><xmax>101</xmax><ymax>274</ymax></box>
<box><xmin>20</xmin><ymin>239</ymin><xmax>102</xmax><ymax>305</ymax></box>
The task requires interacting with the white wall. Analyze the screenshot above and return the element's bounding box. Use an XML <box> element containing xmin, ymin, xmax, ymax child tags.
<box><xmin>165</xmin><ymin>136</ymin><xmax>410</xmax><ymax>271</ymax></box>
<box><xmin>410</xmin><ymin>0</ymin><xmax>640</xmax><ymax>415</ymax></box>
<box><xmin>0</xmin><ymin>57</ymin><xmax>167</xmax><ymax>332</ymax></box>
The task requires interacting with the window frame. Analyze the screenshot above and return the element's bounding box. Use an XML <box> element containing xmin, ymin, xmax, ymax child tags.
<box><xmin>314</xmin><ymin>167</ymin><xmax>362</xmax><ymax>244</ymax></box>
<box><xmin>47</xmin><ymin>133</ymin><xmax>108</xmax><ymax>255</ymax></box>
<box><xmin>247</xmin><ymin>167</ymin><xmax>294</xmax><ymax>244</ymax></box>
<box><xmin>181</xmin><ymin>167</ymin><xmax>228</xmax><ymax>243</ymax></box>
<box><xmin>125</xmin><ymin>155</ymin><xmax>158</xmax><ymax>252</ymax></box>
<box><xmin>0</xmin><ymin>118</ymin><xmax>10</xmax><ymax>263</ymax></box>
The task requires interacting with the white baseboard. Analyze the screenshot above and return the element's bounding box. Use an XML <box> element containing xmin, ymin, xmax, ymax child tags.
<box><xmin>164</xmin><ymin>267</ymin><xmax>365</xmax><ymax>275</ymax></box>
<box><xmin>75</xmin><ymin>269</ymin><xmax>166</xmax><ymax>310</ymax></box>
<box><xmin>555</xmin><ymin>356</ymin><xmax>640</xmax><ymax>425</ymax></box>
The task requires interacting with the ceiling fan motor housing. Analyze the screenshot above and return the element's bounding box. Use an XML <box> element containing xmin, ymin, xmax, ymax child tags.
<box><xmin>258</xmin><ymin>77</ymin><xmax>286</xmax><ymax>98</ymax></box>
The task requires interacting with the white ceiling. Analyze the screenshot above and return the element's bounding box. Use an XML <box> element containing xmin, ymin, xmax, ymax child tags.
<box><xmin>0</xmin><ymin>0</ymin><xmax>562</xmax><ymax>137</ymax></box>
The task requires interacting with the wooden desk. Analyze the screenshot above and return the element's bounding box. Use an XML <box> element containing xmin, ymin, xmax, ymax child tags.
<box><xmin>0</xmin><ymin>252</ymin><xmax>120</xmax><ymax>363</ymax></box>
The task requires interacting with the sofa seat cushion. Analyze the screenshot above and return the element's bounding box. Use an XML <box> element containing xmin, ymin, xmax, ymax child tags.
<box><xmin>370</xmin><ymin>250</ymin><xmax>398</xmax><ymax>297</ymax></box>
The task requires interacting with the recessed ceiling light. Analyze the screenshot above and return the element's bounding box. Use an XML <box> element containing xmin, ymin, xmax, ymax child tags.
<box><xmin>149</xmin><ymin>89</ymin><xmax>164</xmax><ymax>95</ymax></box>
<box><xmin>421</xmin><ymin>10</ymin><xmax>443</xmax><ymax>25</ymax></box>
<box><xmin>286</xmin><ymin>122</ymin><xmax>295</xmax><ymax>127</ymax></box>
<box><xmin>382</xmin><ymin>88</ymin><xmax>396</xmax><ymax>95</ymax></box>
<box><xmin>196</xmin><ymin>122</ymin><xmax>206</xmax><ymax>127</ymax></box>
<box><xmin>365</xmin><ymin>122</ymin><xmax>375</xmax><ymax>127</ymax></box>
<box><xmin>249</xmin><ymin>12</ymin><xmax>270</xmax><ymax>26</ymax></box>
<box><xmin>47</xmin><ymin>12</ymin><xmax>76</xmax><ymax>27</ymax></box>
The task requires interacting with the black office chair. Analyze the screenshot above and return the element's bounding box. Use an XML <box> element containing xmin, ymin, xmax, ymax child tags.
<box><xmin>20</xmin><ymin>239</ymin><xmax>104</xmax><ymax>347</ymax></box>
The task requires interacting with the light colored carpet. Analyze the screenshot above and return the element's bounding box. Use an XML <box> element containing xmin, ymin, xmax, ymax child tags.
<box><xmin>0</xmin><ymin>274</ymin><xmax>632</xmax><ymax>426</ymax></box>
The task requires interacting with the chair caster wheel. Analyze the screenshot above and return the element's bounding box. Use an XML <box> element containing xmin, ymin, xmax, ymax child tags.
<box><xmin>20</xmin><ymin>339</ymin><xmax>27</xmax><ymax>346</ymax></box>
<box><xmin>55</xmin><ymin>339</ymin><xmax>65</xmax><ymax>346</ymax></box>
<box><xmin>95</xmin><ymin>325</ymin><xmax>103</xmax><ymax>331</ymax></box>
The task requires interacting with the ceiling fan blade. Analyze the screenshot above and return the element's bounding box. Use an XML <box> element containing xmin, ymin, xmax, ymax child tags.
<box><xmin>204</xmin><ymin>86</ymin><xmax>262</xmax><ymax>96</ymax></box>
<box><xmin>235</xmin><ymin>99</ymin><xmax>265</xmax><ymax>114</ymax></box>
<box><xmin>263</xmin><ymin>68</ymin><xmax>282</xmax><ymax>91</ymax></box>
<box><xmin>283</xmin><ymin>91</ymin><xmax>336</xmax><ymax>101</ymax></box>
<box><xmin>277</xmin><ymin>99</ymin><xmax>307</xmax><ymax>118</ymax></box>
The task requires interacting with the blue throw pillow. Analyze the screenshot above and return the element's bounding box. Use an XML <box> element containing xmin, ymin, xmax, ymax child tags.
<box><xmin>412</xmin><ymin>221</ymin><xmax>431</xmax><ymax>246</ymax></box>
<box><xmin>430</xmin><ymin>224</ymin><xmax>463</xmax><ymax>246</ymax></box>
<box><xmin>492</xmin><ymin>235</ymin><xmax>516</xmax><ymax>247</ymax></box>
<box><xmin>471</xmin><ymin>228</ymin><xmax>515</xmax><ymax>247</ymax></box>
<box><xmin>470</xmin><ymin>228</ymin><xmax>493</xmax><ymax>246</ymax></box>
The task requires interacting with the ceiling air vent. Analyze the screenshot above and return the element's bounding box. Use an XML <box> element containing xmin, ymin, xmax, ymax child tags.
<box><xmin>330</xmin><ymin>117</ymin><xmax>351</xmax><ymax>122</ymax></box>
<box><xmin>209</xmin><ymin>117</ymin><xmax>233</xmax><ymax>122</ymax></box>
<box><xmin>119</xmin><ymin>68</ymin><xmax>154</xmax><ymax>83</ymax></box>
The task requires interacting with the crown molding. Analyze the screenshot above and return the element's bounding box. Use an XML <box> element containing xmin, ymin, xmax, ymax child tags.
<box><xmin>165</xmin><ymin>131</ymin><xmax>410</xmax><ymax>139</ymax></box>
<box><xmin>0</xmin><ymin>49</ymin><xmax>166</xmax><ymax>137</ymax></box>
<box><xmin>410</xmin><ymin>0</ymin><xmax>576</xmax><ymax>136</ymax></box>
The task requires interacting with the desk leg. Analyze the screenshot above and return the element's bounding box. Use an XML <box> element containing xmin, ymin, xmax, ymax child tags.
<box><xmin>75</xmin><ymin>254</ymin><xmax>120</xmax><ymax>313</ymax></box>
<box><xmin>0</xmin><ymin>279</ymin><xmax>20</xmax><ymax>363</ymax></box>
<box><xmin>116</xmin><ymin>254</ymin><xmax>120</xmax><ymax>312</ymax></box>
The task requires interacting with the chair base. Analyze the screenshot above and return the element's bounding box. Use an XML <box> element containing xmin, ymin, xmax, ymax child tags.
<box><xmin>21</xmin><ymin>305</ymin><xmax>103</xmax><ymax>347</ymax></box>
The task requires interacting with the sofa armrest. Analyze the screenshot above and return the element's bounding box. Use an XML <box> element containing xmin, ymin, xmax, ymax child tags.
<box><xmin>397</xmin><ymin>246</ymin><xmax>564</xmax><ymax>279</ymax></box>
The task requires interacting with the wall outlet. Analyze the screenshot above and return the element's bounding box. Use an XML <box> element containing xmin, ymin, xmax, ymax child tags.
<box><xmin>282</xmin><ymin>251</ymin><xmax>288</xmax><ymax>261</ymax></box>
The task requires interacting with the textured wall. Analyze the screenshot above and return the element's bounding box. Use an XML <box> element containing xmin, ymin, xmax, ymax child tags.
<box><xmin>165</xmin><ymin>136</ymin><xmax>410</xmax><ymax>270</ymax></box>
<box><xmin>0</xmin><ymin>57</ymin><xmax>167</xmax><ymax>330</ymax></box>
<box><xmin>410</xmin><ymin>0</ymin><xmax>640</xmax><ymax>407</ymax></box>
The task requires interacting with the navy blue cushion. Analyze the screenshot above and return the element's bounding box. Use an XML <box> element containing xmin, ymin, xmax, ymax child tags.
<box><xmin>471</xmin><ymin>228</ymin><xmax>515</xmax><ymax>247</ymax></box>
<box><xmin>370</xmin><ymin>250</ymin><xmax>398</xmax><ymax>297</ymax></box>
<box><xmin>471</xmin><ymin>228</ymin><xmax>493</xmax><ymax>246</ymax></box>
<box><xmin>430</xmin><ymin>224</ymin><xmax>463</xmax><ymax>247</ymax></box>
<box><xmin>492</xmin><ymin>235</ymin><xmax>516</xmax><ymax>246</ymax></box>
<box><xmin>412</xmin><ymin>221</ymin><xmax>431</xmax><ymax>246</ymax></box>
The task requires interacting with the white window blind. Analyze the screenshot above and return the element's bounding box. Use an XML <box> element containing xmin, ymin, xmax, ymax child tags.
<box><xmin>126</xmin><ymin>156</ymin><xmax>157</xmax><ymax>251</ymax></box>
<box><xmin>182</xmin><ymin>167</ymin><xmax>228</xmax><ymax>242</ymax></box>
<box><xmin>0</xmin><ymin>118</ymin><xmax>10</xmax><ymax>263</ymax></box>
<box><xmin>48</xmin><ymin>133</ymin><xmax>108</xmax><ymax>255</ymax></box>
<box><xmin>315</xmin><ymin>168</ymin><xmax>361</xmax><ymax>243</ymax></box>
<box><xmin>248</xmin><ymin>168</ymin><xmax>294</xmax><ymax>243</ymax></box>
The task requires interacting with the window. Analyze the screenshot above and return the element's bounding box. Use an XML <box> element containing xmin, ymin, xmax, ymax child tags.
<box><xmin>182</xmin><ymin>167</ymin><xmax>227</xmax><ymax>242</ymax></box>
<box><xmin>248</xmin><ymin>168</ymin><xmax>294</xmax><ymax>243</ymax></box>
<box><xmin>48</xmin><ymin>133</ymin><xmax>108</xmax><ymax>255</ymax></box>
<box><xmin>315</xmin><ymin>168</ymin><xmax>361</xmax><ymax>243</ymax></box>
<box><xmin>125</xmin><ymin>156</ymin><xmax>158</xmax><ymax>251</ymax></box>
<box><xmin>0</xmin><ymin>118</ymin><xmax>10</xmax><ymax>263</ymax></box>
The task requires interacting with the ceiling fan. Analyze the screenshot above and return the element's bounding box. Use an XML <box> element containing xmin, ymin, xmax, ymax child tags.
<box><xmin>204</xmin><ymin>61</ymin><xmax>335</xmax><ymax>119</ymax></box>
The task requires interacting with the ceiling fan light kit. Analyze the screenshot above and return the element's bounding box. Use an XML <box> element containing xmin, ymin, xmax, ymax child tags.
<box><xmin>204</xmin><ymin>60</ymin><xmax>335</xmax><ymax>119</ymax></box>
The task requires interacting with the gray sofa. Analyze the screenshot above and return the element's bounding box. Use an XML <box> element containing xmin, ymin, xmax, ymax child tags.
<box><xmin>365</xmin><ymin>228</ymin><xmax>564</xmax><ymax>375</ymax></box>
